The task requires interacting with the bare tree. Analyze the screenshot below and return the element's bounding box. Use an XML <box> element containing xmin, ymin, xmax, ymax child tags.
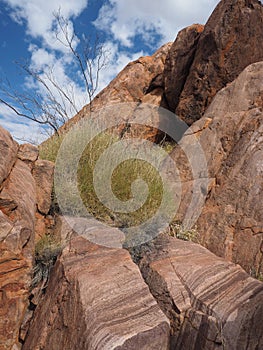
<box><xmin>0</xmin><ymin>11</ymin><xmax>109</xmax><ymax>136</ymax></box>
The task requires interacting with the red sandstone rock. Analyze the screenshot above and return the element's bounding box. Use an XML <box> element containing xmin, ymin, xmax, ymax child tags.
<box><xmin>0</xmin><ymin>159</ymin><xmax>36</xmax><ymax>350</ymax></box>
<box><xmin>23</xmin><ymin>235</ymin><xmax>170</xmax><ymax>350</ymax></box>
<box><xmin>163</xmin><ymin>24</ymin><xmax>204</xmax><ymax>112</ymax></box>
<box><xmin>138</xmin><ymin>235</ymin><xmax>263</xmax><ymax>350</ymax></box>
<box><xmin>60</xmin><ymin>43</ymin><xmax>172</xmax><ymax>142</ymax></box>
<box><xmin>32</xmin><ymin>159</ymin><xmax>54</xmax><ymax>215</ymax></box>
<box><xmin>171</xmin><ymin>0</ymin><xmax>263</xmax><ymax>124</ymax></box>
<box><xmin>18</xmin><ymin>143</ymin><xmax>39</xmax><ymax>163</ymax></box>
<box><xmin>168</xmin><ymin>61</ymin><xmax>263</xmax><ymax>275</ymax></box>
<box><xmin>0</xmin><ymin>126</ymin><xmax>18</xmax><ymax>187</ymax></box>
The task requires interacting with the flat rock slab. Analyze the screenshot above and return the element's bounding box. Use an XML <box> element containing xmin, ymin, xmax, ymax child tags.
<box><xmin>138</xmin><ymin>235</ymin><xmax>263</xmax><ymax>350</ymax></box>
<box><xmin>23</xmin><ymin>235</ymin><xmax>170</xmax><ymax>350</ymax></box>
<box><xmin>56</xmin><ymin>215</ymin><xmax>126</xmax><ymax>248</ymax></box>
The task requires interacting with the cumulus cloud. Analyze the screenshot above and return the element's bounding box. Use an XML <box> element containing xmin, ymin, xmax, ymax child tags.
<box><xmin>3</xmin><ymin>0</ymin><xmax>88</xmax><ymax>49</ymax></box>
<box><xmin>94</xmin><ymin>0</ymin><xmax>220</xmax><ymax>47</ymax></box>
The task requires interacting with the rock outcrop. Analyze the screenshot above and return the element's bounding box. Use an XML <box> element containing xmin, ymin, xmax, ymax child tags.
<box><xmin>2</xmin><ymin>1</ymin><xmax>263</xmax><ymax>349</ymax></box>
<box><xmin>0</xmin><ymin>128</ymin><xmax>54</xmax><ymax>350</ymax></box>
<box><xmin>136</xmin><ymin>235</ymin><xmax>263</xmax><ymax>350</ymax></box>
<box><xmin>164</xmin><ymin>0</ymin><xmax>263</xmax><ymax>124</ymax></box>
<box><xmin>168</xmin><ymin>61</ymin><xmax>263</xmax><ymax>275</ymax></box>
<box><xmin>23</xmin><ymin>235</ymin><xmax>170</xmax><ymax>350</ymax></box>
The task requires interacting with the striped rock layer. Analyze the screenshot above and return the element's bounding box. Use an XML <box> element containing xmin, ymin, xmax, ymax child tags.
<box><xmin>137</xmin><ymin>235</ymin><xmax>263</xmax><ymax>350</ymax></box>
<box><xmin>23</xmin><ymin>235</ymin><xmax>170</xmax><ymax>350</ymax></box>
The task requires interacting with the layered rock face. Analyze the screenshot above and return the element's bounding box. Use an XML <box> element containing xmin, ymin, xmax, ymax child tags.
<box><xmin>168</xmin><ymin>61</ymin><xmax>263</xmax><ymax>276</ymax></box>
<box><xmin>164</xmin><ymin>0</ymin><xmax>263</xmax><ymax>124</ymax></box>
<box><xmin>0</xmin><ymin>127</ymin><xmax>54</xmax><ymax>350</ymax></box>
<box><xmin>23</xmin><ymin>222</ymin><xmax>263</xmax><ymax>350</ymax></box>
<box><xmin>23</xmin><ymin>235</ymin><xmax>170</xmax><ymax>350</ymax></box>
<box><xmin>136</xmin><ymin>235</ymin><xmax>263</xmax><ymax>350</ymax></box>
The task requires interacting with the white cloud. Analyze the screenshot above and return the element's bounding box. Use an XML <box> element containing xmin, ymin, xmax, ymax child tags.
<box><xmin>3</xmin><ymin>0</ymin><xmax>88</xmax><ymax>50</ymax></box>
<box><xmin>94</xmin><ymin>0</ymin><xmax>220</xmax><ymax>47</ymax></box>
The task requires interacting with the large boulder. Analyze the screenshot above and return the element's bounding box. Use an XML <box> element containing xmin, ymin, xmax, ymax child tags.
<box><xmin>23</xmin><ymin>235</ymin><xmax>170</xmax><ymax>350</ymax></box>
<box><xmin>136</xmin><ymin>235</ymin><xmax>263</xmax><ymax>350</ymax></box>
<box><xmin>165</xmin><ymin>0</ymin><xmax>263</xmax><ymax>125</ymax></box>
<box><xmin>168</xmin><ymin>61</ymin><xmax>263</xmax><ymax>275</ymax></box>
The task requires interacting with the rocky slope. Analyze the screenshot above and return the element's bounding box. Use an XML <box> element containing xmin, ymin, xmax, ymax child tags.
<box><xmin>1</xmin><ymin>0</ymin><xmax>263</xmax><ymax>349</ymax></box>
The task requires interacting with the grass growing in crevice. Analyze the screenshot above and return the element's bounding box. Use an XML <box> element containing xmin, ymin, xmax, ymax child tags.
<box><xmin>165</xmin><ymin>221</ymin><xmax>200</xmax><ymax>243</ymax></box>
<box><xmin>40</xmin><ymin>127</ymin><xmax>175</xmax><ymax>229</ymax></box>
<box><xmin>31</xmin><ymin>234</ymin><xmax>62</xmax><ymax>290</ymax></box>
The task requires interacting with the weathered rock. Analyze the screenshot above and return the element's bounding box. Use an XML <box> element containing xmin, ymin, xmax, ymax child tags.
<box><xmin>32</xmin><ymin>159</ymin><xmax>54</xmax><ymax>215</ymax></box>
<box><xmin>0</xmin><ymin>160</ymin><xmax>36</xmax><ymax>229</ymax></box>
<box><xmin>0</xmin><ymin>159</ymin><xmax>36</xmax><ymax>350</ymax></box>
<box><xmin>34</xmin><ymin>212</ymin><xmax>55</xmax><ymax>243</ymax></box>
<box><xmin>195</xmin><ymin>62</ymin><xmax>263</xmax><ymax>274</ymax></box>
<box><xmin>23</xmin><ymin>235</ymin><xmax>170</xmax><ymax>350</ymax></box>
<box><xmin>163</xmin><ymin>24</ymin><xmax>204</xmax><ymax>112</ymax></box>
<box><xmin>137</xmin><ymin>235</ymin><xmax>263</xmax><ymax>350</ymax></box>
<box><xmin>168</xmin><ymin>62</ymin><xmax>263</xmax><ymax>275</ymax></box>
<box><xmin>55</xmin><ymin>215</ymin><xmax>126</xmax><ymax>248</ymax></box>
<box><xmin>173</xmin><ymin>0</ymin><xmax>263</xmax><ymax>124</ymax></box>
<box><xmin>0</xmin><ymin>126</ymin><xmax>18</xmax><ymax>187</ymax></box>
<box><xmin>18</xmin><ymin>143</ymin><xmax>39</xmax><ymax>163</ymax></box>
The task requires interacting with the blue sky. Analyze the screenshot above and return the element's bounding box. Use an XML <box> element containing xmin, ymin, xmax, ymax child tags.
<box><xmin>0</xmin><ymin>0</ymin><xmax>220</xmax><ymax>143</ymax></box>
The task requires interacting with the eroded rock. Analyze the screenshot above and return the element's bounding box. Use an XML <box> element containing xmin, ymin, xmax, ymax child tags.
<box><xmin>23</xmin><ymin>235</ymin><xmax>170</xmax><ymax>350</ymax></box>
<box><xmin>18</xmin><ymin>143</ymin><xmax>39</xmax><ymax>163</ymax></box>
<box><xmin>168</xmin><ymin>61</ymin><xmax>263</xmax><ymax>275</ymax></box>
<box><xmin>0</xmin><ymin>126</ymin><xmax>18</xmax><ymax>187</ymax></box>
<box><xmin>60</xmin><ymin>43</ymin><xmax>172</xmax><ymax>142</ymax></box>
<box><xmin>163</xmin><ymin>24</ymin><xmax>204</xmax><ymax>112</ymax></box>
<box><xmin>173</xmin><ymin>0</ymin><xmax>263</xmax><ymax>124</ymax></box>
<box><xmin>32</xmin><ymin>159</ymin><xmax>54</xmax><ymax>215</ymax></box>
<box><xmin>137</xmin><ymin>235</ymin><xmax>263</xmax><ymax>350</ymax></box>
<box><xmin>0</xmin><ymin>159</ymin><xmax>36</xmax><ymax>350</ymax></box>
